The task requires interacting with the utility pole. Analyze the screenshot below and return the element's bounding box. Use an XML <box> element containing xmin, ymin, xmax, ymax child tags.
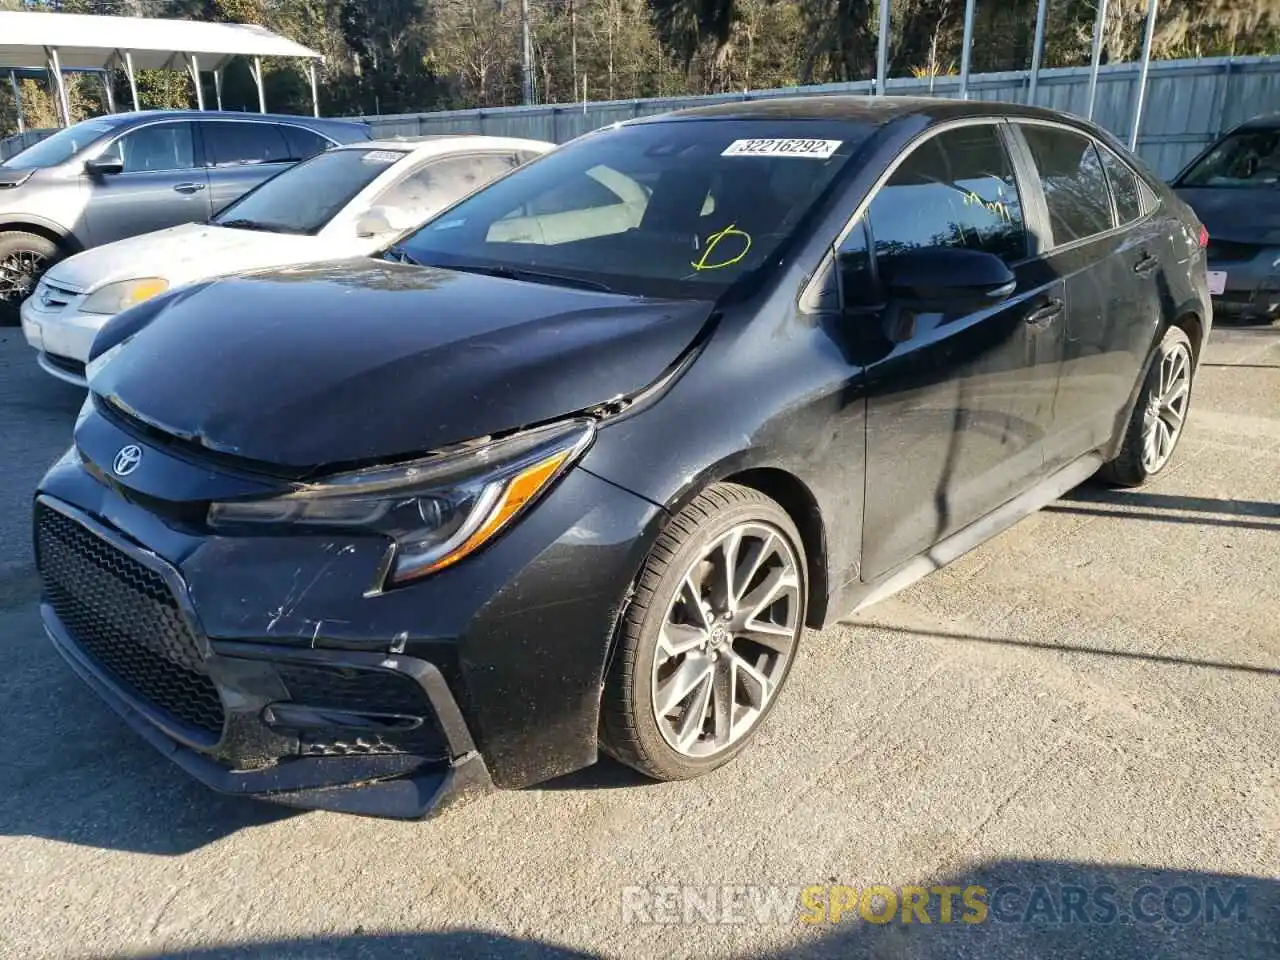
<box><xmin>521</xmin><ymin>0</ymin><xmax>533</xmax><ymax>105</ymax></box>
<box><xmin>570</xmin><ymin>0</ymin><xmax>578</xmax><ymax>103</ymax></box>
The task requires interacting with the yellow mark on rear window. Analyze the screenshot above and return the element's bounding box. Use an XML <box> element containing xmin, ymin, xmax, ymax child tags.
<box><xmin>691</xmin><ymin>224</ymin><xmax>752</xmax><ymax>271</ymax></box>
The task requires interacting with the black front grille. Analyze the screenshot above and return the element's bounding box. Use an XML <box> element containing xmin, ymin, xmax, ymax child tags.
<box><xmin>36</xmin><ymin>504</ymin><xmax>225</xmax><ymax>739</ymax></box>
<box><xmin>1207</xmin><ymin>239</ymin><xmax>1263</xmax><ymax>263</ymax></box>
<box><xmin>277</xmin><ymin>663</ymin><xmax>448</xmax><ymax>759</ymax></box>
<box><xmin>42</xmin><ymin>353</ymin><xmax>86</xmax><ymax>378</ymax></box>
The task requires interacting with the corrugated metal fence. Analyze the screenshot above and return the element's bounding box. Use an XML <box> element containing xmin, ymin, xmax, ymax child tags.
<box><xmin>361</xmin><ymin>55</ymin><xmax>1280</xmax><ymax>179</ymax></box>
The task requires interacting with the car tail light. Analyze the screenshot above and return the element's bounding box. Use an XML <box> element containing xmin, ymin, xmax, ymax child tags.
<box><xmin>1198</xmin><ymin>225</ymin><xmax>1209</xmax><ymax>249</ymax></box>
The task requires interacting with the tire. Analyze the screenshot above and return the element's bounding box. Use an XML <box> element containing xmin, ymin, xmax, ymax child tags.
<box><xmin>600</xmin><ymin>482</ymin><xmax>808</xmax><ymax>781</ymax></box>
<box><xmin>1100</xmin><ymin>325</ymin><xmax>1195</xmax><ymax>488</ymax></box>
<box><xmin>0</xmin><ymin>231</ymin><xmax>62</xmax><ymax>326</ymax></box>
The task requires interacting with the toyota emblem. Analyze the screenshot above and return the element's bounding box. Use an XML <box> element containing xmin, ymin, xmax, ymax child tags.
<box><xmin>112</xmin><ymin>444</ymin><xmax>143</xmax><ymax>476</ymax></box>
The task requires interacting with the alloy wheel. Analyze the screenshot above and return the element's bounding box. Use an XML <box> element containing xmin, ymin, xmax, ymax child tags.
<box><xmin>0</xmin><ymin>248</ymin><xmax>47</xmax><ymax>303</ymax></box>
<box><xmin>650</xmin><ymin>521</ymin><xmax>802</xmax><ymax>759</ymax></box>
<box><xmin>1141</xmin><ymin>342</ymin><xmax>1191</xmax><ymax>473</ymax></box>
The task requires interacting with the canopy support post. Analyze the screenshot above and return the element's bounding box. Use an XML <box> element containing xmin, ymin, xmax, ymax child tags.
<box><xmin>102</xmin><ymin>70</ymin><xmax>116</xmax><ymax>113</ymax></box>
<box><xmin>122</xmin><ymin>50</ymin><xmax>139</xmax><ymax>111</ymax></box>
<box><xmin>1028</xmin><ymin>0</ymin><xmax>1048</xmax><ymax>104</ymax></box>
<box><xmin>308</xmin><ymin>60</ymin><xmax>319</xmax><ymax>117</ymax></box>
<box><xmin>250</xmin><ymin>56</ymin><xmax>266</xmax><ymax>113</ymax></box>
<box><xmin>1130</xmin><ymin>0</ymin><xmax>1159</xmax><ymax>150</ymax></box>
<box><xmin>186</xmin><ymin>53</ymin><xmax>205</xmax><ymax>110</ymax></box>
<box><xmin>44</xmin><ymin>46</ymin><xmax>71</xmax><ymax>128</ymax></box>
<box><xmin>8</xmin><ymin>71</ymin><xmax>23</xmax><ymax>134</ymax></box>
<box><xmin>1086</xmin><ymin>0</ymin><xmax>1109</xmax><ymax>120</ymax></box>
<box><xmin>214</xmin><ymin>67</ymin><xmax>224</xmax><ymax>110</ymax></box>
<box><xmin>958</xmin><ymin>0</ymin><xmax>977</xmax><ymax>100</ymax></box>
<box><xmin>875</xmin><ymin>0</ymin><xmax>890</xmax><ymax>96</ymax></box>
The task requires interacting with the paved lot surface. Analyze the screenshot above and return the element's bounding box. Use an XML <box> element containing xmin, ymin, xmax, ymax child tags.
<box><xmin>0</xmin><ymin>323</ymin><xmax>1277</xmax><ymax>960</ymax></box>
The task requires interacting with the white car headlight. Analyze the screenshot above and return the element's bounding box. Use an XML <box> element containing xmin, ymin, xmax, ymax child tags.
<box><xmin>81</xmin><ymin>278</ymin><xmax>170</xmax><ymax>315</ymax></box>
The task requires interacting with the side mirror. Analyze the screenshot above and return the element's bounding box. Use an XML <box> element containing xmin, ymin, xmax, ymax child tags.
<box><xmin>85</xmin><ymin>153</ymin><xmax>124</xmax><ymax>177</ymax></box>
<box><xmin>882</xmin><ymin>247</ymin><xmax>1017</xmax><ymax>315</ymax></box>
<box><xmin>355</xmin><ymin>206</ymin><xmax>395</xmax><ymax>238</ymax></box>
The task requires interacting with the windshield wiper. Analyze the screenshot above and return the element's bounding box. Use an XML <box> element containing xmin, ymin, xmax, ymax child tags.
<box><xmin>385</xmin><ymin>243</ymin><xmax>422</xmax><ymax>266</ymax></box>
<box><xmin>217</xmin><ymin>218</ymin><xmax>271</xmax><ymax>231</ymax></box>
<box><xmin>442</xmin><ymin>262</ymin><xmax>614</xmax><ymax>293</ymax></box>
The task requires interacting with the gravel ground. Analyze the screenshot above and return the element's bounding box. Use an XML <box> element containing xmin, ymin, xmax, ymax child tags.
<box><xmin>0</xmin><ymin>322</ymin><xmax>1276</xmax><ymax>960</ymax></box>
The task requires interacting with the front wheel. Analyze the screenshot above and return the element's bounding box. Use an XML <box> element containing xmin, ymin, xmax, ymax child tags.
<box><xmin>0</xmin><ymin>231</ymin><xmax>61</xmax><ymax>326</ymax></box>
<box><xmin>600</xmin><ymin>483</ymin><xmax>807</xmax><ymax>781</ymax></box>
<box><xmin>1101</xmin><ymin>325</ymin><xmax>1195</xmax><ymax>487</ymax></box>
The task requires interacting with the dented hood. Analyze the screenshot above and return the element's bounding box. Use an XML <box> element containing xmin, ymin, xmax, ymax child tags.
<box><xmin>89</xmin><ymin>258</ymin><xmax>714</xmax><ymax>471</ymax></box>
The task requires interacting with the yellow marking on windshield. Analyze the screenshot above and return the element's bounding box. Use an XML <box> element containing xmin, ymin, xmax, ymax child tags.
<box><xmin>962</xmin><ymin>189</ymin><xmax>1013</xmax><ymax>222</ymax></box>
<box><xmin>691</xmin><ymin>224</ymin><xmax>752</xmax><ymax>271</ymax></box>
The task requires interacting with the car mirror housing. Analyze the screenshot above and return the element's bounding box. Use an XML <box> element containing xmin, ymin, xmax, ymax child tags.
<box><xmin>355</xmin><ymin>206</ymin><xmax>395</xmax><ymax>238</ymax></box>
<box><xmin>882</xmin><ymin>246</ymin><xmax>1016</xmax><ymax>316</ymax></box>
<box><xmin>85</xmin><ymin>154</ymin><xmax>124</xmax><ymax>177</ymax></box>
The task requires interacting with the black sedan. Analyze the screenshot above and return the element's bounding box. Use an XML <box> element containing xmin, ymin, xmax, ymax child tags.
<box><xmin>35</xmin><ymin>96</ymin><xmax>1212</xmax><ymax>819</ymax></box>
<box><xmin>1174</xmin><ymin>113</ymin><xmax>1280</xmax><ymax>323</ymax></box>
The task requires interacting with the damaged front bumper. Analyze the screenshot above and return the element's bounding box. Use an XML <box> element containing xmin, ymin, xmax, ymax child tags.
<box><xmin>37</xmin><ymin>495</ymin><xmax>493</xmax><ymax>819</ymax></box>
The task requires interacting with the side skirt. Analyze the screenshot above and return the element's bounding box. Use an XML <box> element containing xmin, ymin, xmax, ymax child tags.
<box><xmin>832</xmin><ymin>451</ymin><xmax>1105</xmax><ymax>619</ymax></box>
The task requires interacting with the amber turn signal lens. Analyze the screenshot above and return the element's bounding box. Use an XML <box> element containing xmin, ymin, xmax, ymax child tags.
<box><xmin>411</xmin><ymin>448</ymin><xmax>573</xmax><ymax>577</ymax></box>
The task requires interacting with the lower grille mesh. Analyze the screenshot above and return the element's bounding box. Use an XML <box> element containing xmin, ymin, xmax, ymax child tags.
<box><xmin>36</xmin><ymin>504</ymin><xmax>225</xmax><ymax>739</ymax></box>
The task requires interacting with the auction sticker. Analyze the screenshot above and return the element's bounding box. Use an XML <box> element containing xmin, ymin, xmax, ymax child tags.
<box><xmin>722</xmin><ymin>138</ymin><xmax>842</xmax><ymax>159</ymax></box>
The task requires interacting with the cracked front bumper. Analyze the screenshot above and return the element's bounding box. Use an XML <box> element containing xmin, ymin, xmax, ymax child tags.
<box><xmin>37</xmin><ymin>495</ymin><xmax>493</xmax><ymax>819</ymax></box>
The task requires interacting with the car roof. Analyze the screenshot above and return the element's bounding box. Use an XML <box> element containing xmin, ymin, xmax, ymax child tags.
<box><xmin>631</xmin><ymin>94</ymin><xmax>1088</xmax><ymax>130</ymax></box>
<box><xmin>79</xmin><ymin>109</ymin><xmax>369</xmax><ymax>136</ymax></box>
<box><xmin>332</xmin><ymin>134</ymin><xmax>555</xmax><ymax>158</ymax></box>
<box><xmin>1233</xmin><ymin>113</ymin><xmax>1280</xmax><ymax>132</ymax></box>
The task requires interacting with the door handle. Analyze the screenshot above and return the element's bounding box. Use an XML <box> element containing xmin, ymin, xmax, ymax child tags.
<box><xmin>1134</xmin><ymin>253</ymin><xmax>1159</xmax><ymax>276</ymax></box>
<box><xmin>1024</xmin><ymin>297</ymin><xmax>1064</xmax><ymax>329</ymax></box>
<box><xmin>173</xmin><ymin>182</ymin><xmax>206</xmax><ymax>194</ymax></box>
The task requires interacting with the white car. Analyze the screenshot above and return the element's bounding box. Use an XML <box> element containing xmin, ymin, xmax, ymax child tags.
<box><xmin>21</xmin><ymin>134</ymin><xmax>554</xmax><ymax>386</ymax></box>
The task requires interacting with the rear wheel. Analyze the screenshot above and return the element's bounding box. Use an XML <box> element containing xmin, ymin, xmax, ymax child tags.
<box><xmin>0</xmin><ymin>231</ymin><xmax>61</xmax><ymax>326</ymax></box>
<box><xmin>1101</xmin><ymin>326</ymin><xmax>1195</xmax><ymax>487</ymax></box>
<box><xmin>600</xmin><ymin>483</ymin><xmax>807</xmax><ymax>781</ymax></box>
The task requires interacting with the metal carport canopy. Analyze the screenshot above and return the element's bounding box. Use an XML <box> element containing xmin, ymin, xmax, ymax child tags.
<box><xmin>0</xmin><ymin>10</ymin><xmax>323</xmax><ymax>123</ymax></box>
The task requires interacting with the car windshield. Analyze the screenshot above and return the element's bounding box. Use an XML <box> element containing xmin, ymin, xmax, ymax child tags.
<box><xmin>1180</xmin><ymin>129</ymin><xmax>1280</xmax><ymax>187</ymax></box>
<box><xmin>1</xmin><ymin>119</ymin><xmax>120</xmax><ymax>170</ymax></box>
<box><xmin>394</xmin><ymin>120</ymin><xmax>870</xmax><ymax>298</ymax></box>
<box><xmin>213</xmin><ymin>146</ymin><xmax>408</xmax><ymax>234</ymax></box>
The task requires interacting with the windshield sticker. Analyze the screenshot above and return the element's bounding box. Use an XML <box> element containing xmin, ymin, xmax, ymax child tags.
<box><xmin>431</xmin><ymin>218</ymin><xmax>465</xmax><ymax>230</ymax></box>
<box><xmin>691</xmin><ymin>224</ymin><xmax>752</xmax><ymax>271</ymax></box>
<box><xmin>721</xmin><ymin>138</ymin><xmax>842</xmax><ymax>159</ymax></box>
<box><xmin>362</xmin><ymin>150</ymin><xmax>404</xmax><ymax>164</ymax></box>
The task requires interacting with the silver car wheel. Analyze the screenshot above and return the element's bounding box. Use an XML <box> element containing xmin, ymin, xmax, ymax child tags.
<box><xmin>0</xmin><ymin>248</ymin><xmax>47</xmax><ymax>303</ymax></box>
<box><xmin>1141</xmin><ymin>341</ymin><xmax>1192</xmax><ymax>474</ymax></box>
<box><xmin>650</xmin><ymin>521</ymin><xmax>802</xmax><ymax>759</ymax></box>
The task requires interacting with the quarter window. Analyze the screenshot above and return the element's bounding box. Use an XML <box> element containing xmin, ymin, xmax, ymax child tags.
<box><xmin>867</xmin><ymin>125</ymin><xmax>1026</xmax><ymax>268</ymax></box>
<box><xmin>203</xmin><ymin>122</ymin><xmax>291</xmax><ymax>167</ymax></box>
<box><xmin>279</xmin><ymin>125</ymin><xmax>332</xmax><ymax>162</ymax></box>
<box><xmin>1098</xmin><ymin>146</ymin><xmax>1145</xmax><ymax>225</ymax></box>
<box><xmin>1020</xmin><ymin>126</ymin><xmax>1115</xmax><ymax>244</ymax></box>
<box><xmin>118</xmin><ymin>122</ymin><xmax>195</xmax><ymax>173</ymax></box>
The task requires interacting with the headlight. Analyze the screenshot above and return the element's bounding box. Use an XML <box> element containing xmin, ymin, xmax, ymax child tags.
<box><xmin>208</xmin><ymin>419</ymin><xmax>595</xmax><ymax>586</ymax></box>
<box><xmin>80</xmin><ymin>278</ymin><xmax>170</xmax><ymax>315</ymax></box>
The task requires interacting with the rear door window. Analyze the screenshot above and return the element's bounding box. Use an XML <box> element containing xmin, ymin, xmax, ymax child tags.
<box><xmin>1020</xmin><ymin>125</ymin><xmax>1116</xmax><ymax>245</ymax></box>
<box><xmin>118</xmin><ymin>122</ymin><xmax>196</xmax><ymax>173</ymax></box>
<box><xmin>867</xmin><ymin>124</ymin><xmax>1027</xmax><ymax>267</ymax></box>
<box><xmin>1097</xmin><ymin>145</ymin><xmax>1145</xmax><ymax>225</ymax></box>
<box><xmin>203</xmin><ymin>122</ymin><xmax>291</xmax><ymax>167</ymax></box>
